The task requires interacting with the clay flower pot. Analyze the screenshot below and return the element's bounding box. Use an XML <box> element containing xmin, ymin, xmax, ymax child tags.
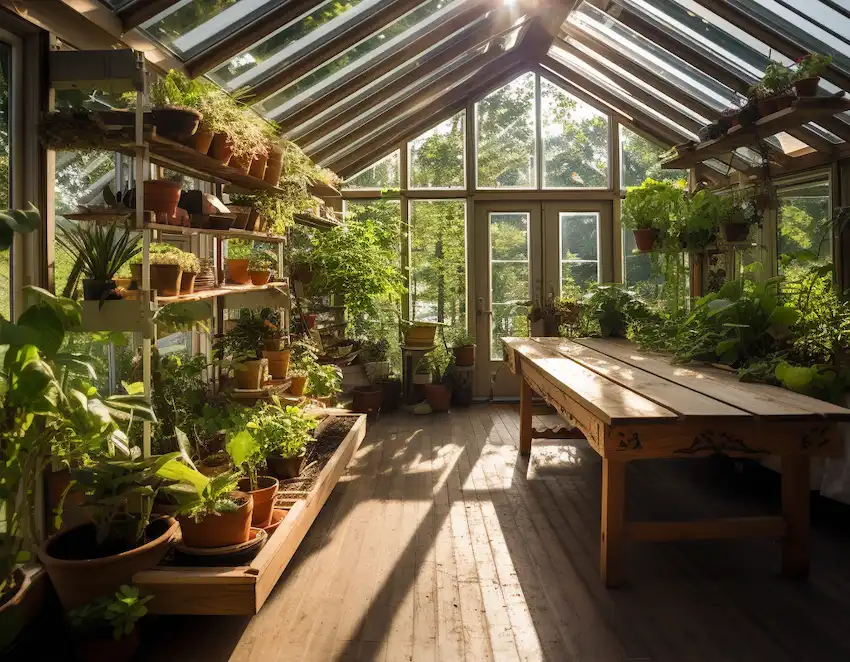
<box><xmin>180</xmin><ymin>272</ymin><xmax>197</xmax><ymax>295</ymax></box>
<box><xmin>721</xmin><ymin>222</ymin><xmax>751</xmax><ymax>243</ymax></box>
<box><xmin>82</xmin><ymin>279</ymin><xmax>119</xmax><ymax>302</ymax></box>
<box><xmin>234</xmin><ymin>359</ymin><xmax>267</xmax><ymax>390</ymax></box>
<box><xmin>143</xmin><ymin>180</ymin><xmax>182</xmax><ymax>218</ymax></box>
<box><xmin>288</xmin><ymin>374</ymin><xmax>308</xmax><ymax>397</ymax></box>
<box><xmin>208</xmin><ymin>132</ymin><xmax>233</xmax><ymax>166</ymax></box>
<box><xmin>263</xmin><ymin>348</ymin><xmax>290</xmax><ymax>379</ymax></box>
<box><xmin>249</xmin><ymin>152</ymin><xmax>268</xmax><ymax>179</ymax></box>
<box><xmin>266</xmin><ymin>455</ymin><xmax>303</xmax><ymax>479</ymax></box>
<box><xmin>226</xmin><ymin>258</ymin><xmax>251</xmax><ymax>284</ymax></box>
<box><xmin>424</xmin><ymin>383</ymin><xmax>451</xmax><ymax>413</ymax></box>
<box><xmin>183</xmin><ymin>125</ymin><xmax>214</xmax><ymax>154</ymax></box>
<box><xmin>262</xmin><ymin>508</ymin><xmax>289</xmax><ymax>537</ymax></box>
<box><xmin>237</xmin><ymin>476</ymin><xmax>279</xmax><ymax>528</ymax></box>
<box><xmin>264</xmin><ymin>145</ymin><xmax>284</xmax><ymax>185</ymax></box>
<box><xmin>352</xmin><ymin>386</ymin><xmax>383</xmax><ymax>415</ymax></box>
<box><xmin>152</xmin><ymin>107</ymin><xmax>201</xmax><ymax>141</ymax></box>
<box><xmin>38</xmin><ymin>517</ymin><xmax>178</xmax><ymax>611</ymax></box>
<box><xmin>177</xmin><ymin>493</ymin><xmax>253</xmax><ymax>549</ymax></box>
<box><xmin>149</xmin><ymin>264</ymin><xmax>183</xmax><ymax>297</ymax></box>
<box><xmin>633</xmin><ymin>228</ymin><xmax>659</xmax><ymax>252</ymax></box>
<box><xmin>249</xmin><ymin>269</ymin><xmax>272</xmax><ymax>286</ymax></box>
<box><xmin>453</xmin><ymin>345</ymin><xmax>476</xmax><ymax>367</ymax></box>
<box><xmin>404</xmin><ymin>323</ymin><xmax>438</xmax><ymax>347</ymax></box>
<box><xmin>229</xmin><ymin>153</ymin><xmax>251</xmax><ymax>175</ymax></box>
<box><xmin>794</xmin><ymin>77</ymin><xmax>820</xmax><ymax>97</ymax></box>
<box><xmin>0</xmin><ymin>566</ymin><xmax>46</xmax><ymax>651</ymax></box>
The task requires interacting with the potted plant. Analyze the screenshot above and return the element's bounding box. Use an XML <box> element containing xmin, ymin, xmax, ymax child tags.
<box><xmin>57</xmin><ymin>222</ymin><xmax>141</xmax><ymax>301</ymax></box>
<box><xmin>792</xmin><ymin>52</ymin><xmax>832</xmax><ymax>97</ymax></box>
<box><xmin>143</xmin><ymin>179</ymin><xmax>183</xmax><ymax>222</ymax></box>
<box><xmin>307</xmin><ymin>362</ymin><xmax>342</xmax><ymax>406</ymax></box>
<box><xmin>449</xmin><ymin>329</ymin><xmax>476</xmax><ymax>367</ymax></box>
<box><xmin>287</xmin><ymin>339</ymin><xmax>319</xmax><ymax>397</ymax></box>
<box><xmin>683</xmin><ymin>188</ymin><xmax>722</xmax><ymax>251</ymax></box>
<box><xmin>214</xmin><ymin>312</ymin><xmax>268</xmax><ymax>389</ymax></box>
<box><xmin>404</xmin><ymin>321</ymin><xmax>439</xmax><ymax>347</ymax></box>
<box><xmin>227</xmin><ymin>430</ymin><xmax>279</xmax><ymax>528</ymax></box>
<box><xmin>749</xmin><ymin>61</ymin><xmax>794</xmax><ymax>116</ymax></box>
<box><xmin>621</xmin><ymin>178</ymin><xmax>687</xmax><ymax>252</ymax></box>
<box><xmin>245</xmin><ymin>400</ymin><xmax>316</xmax><ymax>479</ymax></box>
<box><xmin>129</xmin><ymin>244</ymin><xmax>196</xmax><ymax>297</ymax></box>
<box><xmin>376</xmin><ymin>375</ymin><xmax>402</xmax><ymax>412</ymax></box>
<box><xmin>421</xmin><ymin>345</ymin><xmax>451</xmax><ymax>412</ymax></box>
<box><xmin>178</xmin><ymin>250</ymin><xmax>201</xmax><ymax>295</ymax></box>
<box><xmin>721</xmin><ymin>189</ymin><xmax>761</xmax><ymax>242</ymax></box>
<box><xmin>248</xmin><ymin>247</ymin><xmax>276</xmax><ymax>286</ymax></box>
<box><xmin>226</xmin><ymin>239</ymin><xmax>253</xmax><ymax>285</ymax></box>
<box><xmin>68</xmin><ymin>585</ymin><xmax>152</xmax><ymax>662</ymax></box>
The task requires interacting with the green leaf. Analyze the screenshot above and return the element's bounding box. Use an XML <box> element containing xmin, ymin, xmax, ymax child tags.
<box><xmin>226</xmin><ymin>430</ymin><xmax>258</xmax><ymax>468</ymax></box>
<box><xmin>775</xmin><ymin>362</ymin><xmax>814</xmax><ymax>392</ymax></box>
<box><xmin>768</xmin><ymin>306</ymin><xmax>800</xmax><ymax>327</ymax></box>
<box><xmin>16</xmin><ymin>304</ymin><xmax>64</xmax><ymax>358</ymax></box>
<box><xmin>156</xmin><ymin>457</ymin><xmax>209</xmax><ymax>493</ymax></box>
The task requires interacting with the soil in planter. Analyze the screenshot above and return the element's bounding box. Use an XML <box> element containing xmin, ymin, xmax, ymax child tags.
<box><xmin>45</xmin><ymin>518</ymin><xmax>171</xmax><ymax>561</ymax></box>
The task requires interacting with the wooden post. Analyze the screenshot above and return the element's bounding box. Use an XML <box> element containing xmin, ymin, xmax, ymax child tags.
<box><xmin>781</xmin><ymin>455</ymin><xmax>810</xmax><ymax>579</ymax></box>
<box><xmin>601</xmin><ymin>458</ymin><xmax>627</xmax><ymax>588</ymax></box>
<box><xmin>520</xmin><ymin>377</ymin><xmax>533</xmax><ymax>456</ymax></box>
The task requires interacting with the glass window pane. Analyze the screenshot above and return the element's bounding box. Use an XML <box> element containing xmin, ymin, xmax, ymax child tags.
<box><xmin>476</xmin><ymin>73</ymin><xmax>537</xmax><ymax>189</ymax></box>
<box><xmin>561</xmin><ymin>213</ymin><xmax>599</xmax><ymax>298</ymax></box>
<box><xmin>541</xmin><ymin>77</ymin><xmax>609</xmax><ymax>188</ymax></box>
<box><xmin>777</xmin><ymin>179</ymin><xmax>832</xmax><ymax>267</ymax></box>
<box><xmin>409</xmin><ymin>200</ymin><xmax>467</xmax><ymax>338</ymax></box>
<box><xmin>620</xmin><ymin>126</ymin><xmax>687</xmax><ymax>188</ymax></box>
<box><xmin>490</xmin><ymin>212</ymin><xmax>530</xmax><ymax>359</ymax></box>
<box><xmin>408</xmin><ymin>112</ymin><xmax>465</xmax><ymax>189</ymax></box>
<box><xmin>0</xmin><ymin>43</ymin><xmax>10</xmax><ymax>319</ymax></box>
<box><xmin>344</xmin><ymin>151</ymin><xmax>400</xmax><ymax>189</ymax></box>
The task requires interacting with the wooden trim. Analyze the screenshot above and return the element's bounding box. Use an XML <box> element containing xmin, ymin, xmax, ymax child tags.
<box><xmin>627</xmin><ymin>517</ymin><xmax>787</xmax><ymax>542</ymax></box>
<box><xmin>117</xmin><ymin>0</ymin><xmax>181</xmax><ymax>30</ymax></box>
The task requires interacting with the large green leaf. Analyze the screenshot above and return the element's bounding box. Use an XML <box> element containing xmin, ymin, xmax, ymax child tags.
<box><xmin>768</xmin><ymin>305</ymin><xmax>800</xmax><ymax>327</ymax></box>
<box><xmin>16</xmin><ymin>304</ymin><xmax>65</xmax><ymax>358</ymax></box>
<box><xmin>156</xmin><ymin>457</ymin><xmax>209</xmax><ymax>493</ymax></box>
<box><xmin>226</xmin><ymin>430</ymin><xmax>258</xmax><ymax>468</ymax></box>
<box><xmin>775</xmin><ymin>362</ymin><xmax>815</xmax><ymax>392</ymax></box>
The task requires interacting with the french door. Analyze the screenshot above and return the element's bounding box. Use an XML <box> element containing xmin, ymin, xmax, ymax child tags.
<box><xmin>474</xmin><ymin>201</ymin><xmax>612</xmax><ymax>397</ymax></box>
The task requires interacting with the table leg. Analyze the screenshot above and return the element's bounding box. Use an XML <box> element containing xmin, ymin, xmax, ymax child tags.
<box><xmin>781</xmin><ymin>454</ymin><xmax>810</xmax><ymax>579</ymax></box>
<box><xmin>520</xmin><ymin>378</ymin><xmax>533</xmax><ymax>456</ymax></box>
<box><xmin>601</xmin><ymin>458</ymin><xmax>627</xmax><ymax>588</ymax></box>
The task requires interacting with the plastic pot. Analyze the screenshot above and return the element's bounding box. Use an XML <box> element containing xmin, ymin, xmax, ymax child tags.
<box><xmin>288</xmin><ymin>374</ymin><xmax>308</xmax><ymax>396</ymax></box>
<box><xmin>149</xmin><ymin>264</ymin><xmax>183</xmax><ymax>297</ymax></box>
<box><xmin>38</xmin><ymin>518</ymin><xmax>178</xmax><ymax>611</ymax></box>
<box><xmin>183</xmin><ymin>125</ymin><xmax>214</xmax><ymax>154</ymax></box>
<box><xmin>794</xmin><ymin>77</ymin><xmax>820</xmax><ymax>97</ymax></box>
<box><xmin>208</xmin><ymin>133</ymin><xmax>233</xmax><ymax>166</ymax></box>
<box><xmin>177</xmin><ymin>493</ymin><xmax>253</xmax><ymax>548</ymax></box>
<box><xmin>234</xmin><ymin>359</ymin><xmax>267</xmax><ymax>390</ymax></box>
<box><xmin>248</xmin><ymin>152</ymin><xmax>268</xmax><ymax>179</ymax></box>
<box><xmin>264</xmin><ymin>145</ymin><xmax>284</xmax><ymax>185</ymax></box>
<box><xmin>263</xmin><ymin>348</ymin><xmax>290</xmax><ymax>379</ymax></box>
<box><xmin>151</xmin><ymin>107</ymin><xmax>201</xmax><ymax>141</ymax></box>
<box><xmin>266</xmin><ymin>455</ymin><xmax>303</xmax><ymax>479</ymax></box>
<box><xmin>633</xmin><ymin>228</ymin><xmax>659</xmax><ymax>252</ymax></box>
<box><xmin>424</xmin><ymin>383</ymin><xmax>451</xmax><ymax>413</ymax></box>
<box><xmin>82</xmin><ymin>279</ymin><xmax>119</xmax><ymax>301</ymax></box>
<box><xmin>721</xmin><ymin>222</ymin><xmax>751</xmax><ymax>243</ymax></box>
<box><xmin>180</xmin><ymin>272</ymin><xmax>197</xmax><ymax>295</ymax></box>
<box><xmin>226</xmin><ymin>259</ymin><xmax>251</xmax><ymax>285</ymax></box>
<box><xmin>237</xmin><ymin>476</ymin><xmax>279</xmax><ymax>528</ymax></box>
<box><xmin>352</xmin><ymin>386</ymin><xmax>383</xmax><ymax>415</ymax></box>
<box><xmin>249</xmin><ymin>270</ymin><xmax>272</xmax><ymax>286</ymax></box>
<box><xmin>453</xmin><ymin>345</ymin><xmax>476</xmax><ymax>367</ymax></box>
<box><xmin>143</xmin><ymin>180</ymin><xmax>182</xmax><ymax>218</ymax></box>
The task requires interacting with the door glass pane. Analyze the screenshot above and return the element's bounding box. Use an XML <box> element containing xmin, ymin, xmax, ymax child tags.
<box><xmin>344</xmin><ymin>151</ymin><xmax>400</xmax><ymax>189</ymax></box>
<box><xmin>409</xmin><ymin>200</ymin><xmax>467</xmax><ymax>339</ymax></box>
<box><xmin>560</xmin><ymin>213</ymin><xmax>599</xmax><ymax>298</ymax></box>
<box><xmin>541</xmin><ymin>77</ymin><xmax>609</xmax><ymax>188</ymax></box>
<box><xmin>0</xmin><ymin>43</ymin><xmax>11</xmax><ymax>319</ymax></box>
<box><xmin>408</xmin><ymin>113</ymin><xmax>465</xmax><ymax>189</ymax></box>
<box><xmin>490</xmin><ymin>212</ymin><xmax>530</xmax><ymax>359</ymax></box>
<box><xmin>476</xmin><ymin>73</ymin><xmax>536</xmax><ymax>189</ymax></box>
<box><xmin>777</xmin><ymin>179</ymin><xmax>832</xmax><ymax>269</ymax></box>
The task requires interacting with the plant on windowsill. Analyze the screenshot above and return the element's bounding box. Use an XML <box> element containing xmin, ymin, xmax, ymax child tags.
<box><xmin>792</xmin><ymin>52</ymin><xmax>832</xmax><ymax>97</ymax></box>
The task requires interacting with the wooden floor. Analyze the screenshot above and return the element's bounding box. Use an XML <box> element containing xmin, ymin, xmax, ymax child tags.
<box><xmin>140</xmin><ymin>405</ymin><xmax>850</xmax><ymax>662</ymax></box>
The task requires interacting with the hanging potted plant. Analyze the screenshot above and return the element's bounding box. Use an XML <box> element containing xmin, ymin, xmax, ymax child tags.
<box><xmin>68</xmin><ymin>585</ymin><xmax>152</xmax><ymax>662</ymax></box>
<box><xmin>683</xmin><ymin>188</ymin><xmax>722</xmax><ymax>251</ymax></box>
<box><xmin>227</xmin><ymin>431</ymin><xmax>279</xmax><ymax>529</ymax></box>
<box><xmin>721</xmin><ymin>189</ymin><xmax>761</xmax><ymax>243</ymax></box>
<box><xmin>248</xmin><ymin>247</ymin><xmax>276</xmax><ymax>286</ymax></box>
<box><xmin>57</xmin><ymin>222</ymin><xmax>141</xmax><ymax>301</ymax></box>
<box><xmin>225</xmin><ymin>239</ymin><xmax>253</xmax><ymax>285</ymax></box>
<box><xmin>622</xmin><ymin>178</ymin><xmax>686</xmax><ymax>252</ymax></box>
<box><xmin>792</xmin><ymin>52</ymin><xmax>832</xmax><ymax>97</ymax></box>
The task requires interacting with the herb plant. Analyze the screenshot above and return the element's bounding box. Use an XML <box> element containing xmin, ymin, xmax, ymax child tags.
<box><xmin>68</xmin><ymin>585</ymin><xmax>153</xmax><ymax>641</ymax></box>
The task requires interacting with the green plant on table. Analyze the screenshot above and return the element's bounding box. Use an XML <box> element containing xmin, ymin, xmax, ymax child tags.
<box><xmin>621</xmin><ymin>178</ymin><xmax>688</xmax><ymax>235</ymax></box>
<box><xmin>793</xmin><ymin>53</ymin><xmax>832</xmax><ymax>80</ymax></box>
<box><xmin>69</xmin><ymin>584</ymin><xmax>153</xmax><ymax>642</ymax></box>
<box><xmin>128</xmin><ymin>243</ymin><xmax>198</xmax><ymax>272</ymax></box>
<box><xmin>57</xmin><ymin>221</ymin><xmax>141</xmax><ymax>289</ymax></box>
<box><xmin>244</xmin><ymin>399</ymin><xmax>316</xmax><ymax>461</ymax></box>
<box><xmin>306</xmin><ymin>362</ymin><xmax>342</xmax><ymax>398</ymax></box>
<box><xmin>226</xmin><ymin>239</ymin><xmax>253</xmax><ymax>261</ymax></box>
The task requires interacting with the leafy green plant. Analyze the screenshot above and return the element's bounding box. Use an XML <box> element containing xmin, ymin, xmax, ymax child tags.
<box><xmin>243</xmin><ymin>399</ymin><xmax>316</xmax><ymax>460</ymax></box>
<box><xmin>213</xmin><ymin>310</ymin><xmax>272</xmax><ymax>365</ymax></box>
<box><xmin>794</xmin><ymin>53</ymin><xmax>832</xmax><ymax>80</ymax></box>
<box><xmin>750</xmin><ymin>61</ymin><xmax>793</xmax><ymax>97</ymax></box>
<box><xmin>248</xmin><ymin>247</ymin><xmax>277</xmax><ymax>272</ymax></box>
<box><xmin>360</xmin><ymin>337</ymin><xmax>390</xmax><ymax>362</ymax></box>
<box><xmin>226</xmin><ymin>429</ymin><xmax>265</xmax><ymax>490</ymax></box>
<box><xmin>581</xmin><ymin>284</ymin><xmax>654</xmax><ymax>338</ymax></box>
<box><xmin>68</xmin><ymin>585</ymin><xmax>153</xmax><ymax>642</ymax></box>
<box><xmin>0</xmin><ymin>204</ymin><xmax>40</xmax><ymax>250</ymax></box>
<box><xmin>128</xmin><ymin>243</ymin><xmax>198</xmax><ymax>273</ymax></box>
<box><xmin>448</xmin><ymin>329</ymin><xmax>476</xmax><ymax>348</ymax></box>
<box><xmin>684</xmin><ymin>188</ymin><xmax>725</xmax><ymax>248</ymax></box>
<box><xmin>307</xmin><ymin>362</ymin><xmax>342</xmax><ymax>398</ymax></box>
<box><xmin>621</xmin><ymin>178</ymin><xmax>687</xmax><ymax>235</ymax></box>
<box><xmin>226</xmin><ymin>239</ymin><xmax>253</xmax><ymax>261</ymax></box>
<box><xmin>57</xmin><ymin>222</ymin><xmax>141</xmax><ymax>284</ymax></box>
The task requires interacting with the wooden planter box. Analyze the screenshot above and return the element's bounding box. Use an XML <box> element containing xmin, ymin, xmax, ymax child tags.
<box><xmin>133</xmin><ymin>414</ymin><xmax>366</xmax><ymax>615</ymax></box>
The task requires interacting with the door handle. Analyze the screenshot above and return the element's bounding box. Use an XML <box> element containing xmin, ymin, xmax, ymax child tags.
<box><xmin>477</xmin><ymin>297</ymin><xmax>492</xmax><ymax>315</ymax></box>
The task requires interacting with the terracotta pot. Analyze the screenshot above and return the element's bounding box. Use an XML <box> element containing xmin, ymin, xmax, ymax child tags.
<box><xmin>45</xmin><ymin>467</ymin><xmax>86</xmax><ymax>532</ymax></box>
<box><xmin>237</xmin><ymin>476</ymin><xmax>279</xmax><ymax>528</ymax></box>
<box><xmin>405</xmin><ymin>323</ymin><xmax>438</xmax><ymax>347</ymax></box>
<box><xmin>149</xmin><ymin>264</ymin><xmax>183</xmax><ymax>297</ymax></box>
<box><xmin>264</xmin><ymin>348</ymin><xmax>290</xmax><ymax>379</ymax></box>
<box><xmin>38</xmin><ymin>517</ymin><xmax>178</xmax><ymax>611</ymax></box>
<box><xmin>304</xmin><ymin>313</ymin><xmax>317</xmax><ymax>329</ymax></box>
<box><xmin>249</xmin><ymin>152</ymin><xmax>268</xmax><ymax>179</ymax></box>
<box><xmin>208</xmin><ymin>133</ymin><xmax>233</xmax><ymax>166</ymax></box>
<box><xmin>226</xmin><ymin>258</ymin><xmax>251</xmax><ymax>285</ymax></box>
<box><xmin>721</xmin><ymin>222</ymin><xmax>751</xmax><ymax>243</ymax></box>
<box><xmin>352</xmin><ymin>386</ymin><xmax>383</xmax><ymax>414</ymax></box>
<box><xmin>234</xmin><ymin>358</ymin><xmax>267</xmax><ymax>389</ymax></box>
<box><xmin>229</xmin><ymin>153</ymin><xmax>251</xmax><ymax>175</ymax></box>
<box><xmin>288</xmin><ymin>374</ymin><xmax>308</xmax><ymax>397</ymax></box>
<box><xmin>177</xmin><ymin>493</ymin><xmax>253</xmax><ymax>548</ymax></box>
<box><xmin>633</xmin><ymin>228</ymin><xmax>659</xmax><ymax>252</ymax></box>
<box><xmin>424</xmin><ymin>383</ymin><xmax>451</xmax><ymax>412</ymax></box>
<box><xmin>263</xmin><ymin>508</ymin><xmax>288</xmax><ymax>537</ymax></box>
<box><xmin>264</xmin><ymin>146</ymin><xmax>284</xmax><ymax>185</ymax></box>
<box><xmin>266</xmin><ymin>455</ymin><xmax>303</xmax><ymax>479</ymax></box>
<box><xmin>453</xmin><ymin>345</ymin><xmax>476</xmax><ymax>367</ymax></box>
<box><xmin>249</xmin><ymin>270</ymin><xmax>272</xmax><ymax>286</ymax></box>
<box><xmin>794</xmin><ymin>77</ymin><xmax>820</xmax><ymax>97</ymax></box>
<box><xmin>183</xmin><ymin>125</ymin><xmax>214</xmax><ymax>154</ymax></box>
<box><xmin>180</xmin><ymin>272</ymin><xmax>197</xmax><ymax>295</ymax></box>
<box><xmin>143</xmin><ymin>180</ymin><xmax>182</xmax><ymax>218</ymax></box>
<box><xmin>73</xmin><ymin>628</ymin><xmax>140</xmax><ymax>662</ymax></box>
<box><xmin>152</xmin><ymin>107</ymin><xmax>201</xmax><ymax>141</ymax></box>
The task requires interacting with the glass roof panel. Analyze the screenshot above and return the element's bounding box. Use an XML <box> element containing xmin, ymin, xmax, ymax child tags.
<box><xmin>254</xmin><ymin>0</ymin><xmax>479</xmax><ymax>120</ymax></box>
<box><xmin>208</xmin><ymin>0</ymin><xmax>386</xmax><ymax>92</ymax></box>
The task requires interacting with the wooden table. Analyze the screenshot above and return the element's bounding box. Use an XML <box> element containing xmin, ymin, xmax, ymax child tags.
<box><xmin>502</xmin><ymin>337</ymin><xmax>850</xmax><ymax>587</ymax></box>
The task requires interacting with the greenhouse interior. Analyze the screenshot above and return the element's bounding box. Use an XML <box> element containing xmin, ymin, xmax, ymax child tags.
<box><xmin>2</xmin><ymin>0</ymin><xmax>850</xmax><ymax>660</ymax></box>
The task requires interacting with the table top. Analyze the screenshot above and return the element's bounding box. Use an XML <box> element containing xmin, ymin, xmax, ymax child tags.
<box><xmin>502</xmin><ymin>337</ymin><xmax>850</xmax><ymax>425</ymax></box>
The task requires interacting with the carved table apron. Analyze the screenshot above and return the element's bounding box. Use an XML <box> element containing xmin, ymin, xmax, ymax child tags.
<box><xmin>503</xmin><ymin>336</ymin><xmax>850</xmax><ymax>588</ymax></box>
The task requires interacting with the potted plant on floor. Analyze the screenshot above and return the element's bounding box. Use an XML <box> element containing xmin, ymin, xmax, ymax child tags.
<box><xmin>622</xmin><ymin>178</ymin><xmax>687</xmax><ymax>252</ymax></box>
<box><xmin>227</xmin><ymin>430</ymin><xmax>279</xmax><ymax>528</ymax></box>
<box><xmin>57</xmin><ymin>222</ymin><xmax>141</xmax><ymax>302</ymax></box>
<box><xmin>422</xmin><ymin>344</ymin><xmax>452</xmax><ymax>413</ymax></box>
<box><xmin>68</xmin><ymin>585</ymin><xmax>152</xmax><ymax>662</ymax></box>
<box><xmin>226</xmin><ymin>239</ymin><xmax>253</xmax><ymax>285</ymax></box>
<box><xmin>245</xmin><ymin>400</ymin><xmax>316</xmax><ymax>479</ymax></box>
<box><xmin>248</xmin><ymin>247</ymin><xmax>276</xmax><ymax>286</ymax></box>
<box><xmin>792</xmin><ymin>52</ymin><xmax>832</xmax><ymax>97</ymax></box>
<box><xmin>448</xmin><ymin>329</ymin><xmax>476</xmax><ymax>367</ymax></box>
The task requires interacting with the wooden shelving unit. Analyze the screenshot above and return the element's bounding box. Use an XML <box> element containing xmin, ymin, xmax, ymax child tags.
<box><xmin>293</xmin><ymin>212</ymin><xmax>341</xmax><ymax>230</ymax></box>
<box><xmin>662</xmin><ymin>96</ymin><xmax>850</xmax><ymax>169</ymax></box>
<box><xmin>157</xmin><ymin>281</ymin><xmax>289</xmax><ymax>305</ymax></box>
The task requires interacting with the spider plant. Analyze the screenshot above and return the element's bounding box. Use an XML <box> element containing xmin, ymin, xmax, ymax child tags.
<box><xmin>58</xmin><ymin>221</ymin><xmax>141</xmax><ymax>295</ymax></box>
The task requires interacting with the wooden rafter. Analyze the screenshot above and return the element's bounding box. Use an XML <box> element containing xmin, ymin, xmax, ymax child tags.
<box><xmin>117</xmin><ymin>0</ymin><xmax>181</xmax><ymax>30</ymax></box>
<box><xmin>520</xmin><ymin>0</ymin><xmax>581</xmax><ymax>59</ymax></box>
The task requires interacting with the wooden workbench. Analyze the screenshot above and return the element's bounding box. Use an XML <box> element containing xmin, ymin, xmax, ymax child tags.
<box><xmin>502</xmin><ymin>337</ymin><xmax>850</xmax><ymax>587</ymax></box>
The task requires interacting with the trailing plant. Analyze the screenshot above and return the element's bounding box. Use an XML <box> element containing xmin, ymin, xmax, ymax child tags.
<box><xmin>68</xmin><ymin>584</ymin><xmax>153</xmax><ymax>642</ymax></box>
<box><xmin>621</xmin><ymin>178</ymin><xmax>687</xmax><ymax>236</ymax></box>
<box><xmin>57</xmin><ymin>221</ymin><xmax>141</xmax><ymax>288</ymax></box>
<box><xmin>684</xmin><ymin>188</ymin><xmax>725</xmax><ymax>249</ymax></box>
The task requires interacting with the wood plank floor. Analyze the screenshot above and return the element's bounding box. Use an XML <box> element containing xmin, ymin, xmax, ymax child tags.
<box><xmin>139</xmin><ymin>405</ymin><xmax>850</xmax><ymax>662</ymax></box>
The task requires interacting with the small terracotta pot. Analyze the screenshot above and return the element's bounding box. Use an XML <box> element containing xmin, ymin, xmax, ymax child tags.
<box><xmin>38</xmin><ymin>518</ymin><xmax>178</xmax><ymax>611</ymax></box>
<box><xmin>184</xmin><ymin>125</ymin><xmax>214</xmax><ymax>154</ymax></box>
<box><xmin>149</xmin><ymin>264</ymin><xmax>183</xmax><ymax>297</ymax></box>
<box><xmin>453</xmin><ymin>345</ymin><xmax>476</xmax><ymax>367</ymax></box>
<box><xmin>143</xmin><ymin>180</ymin><xmax>182</xmax><ymax>218</ymax></box>
<box><xmin>721</xmin><ymin>222</ymin><xmax>751</xmax><ymax>243</ymax></box>
<box><xmin>209</xmin><ymin>133</ymin><xmax>233</xmax><ymax>166</ymax></box>
<box><xmin>234</xmin><ymin>358</ymin><xmax>267</xmax><ymax>389</ymax></box>
<box><xmin>73</xmin><ymin>627</ymin><xmax>140</xmax><ymax>662</ymax></box>
<box><xmin>633</xmin><ymin>228</ymin><xmax>659</xmax><ymax>252</ymax></box>
<box><xmin>264</xmin><ymin>348</ymin><xmax>291</xmax><ymax>379</ymax></box>
<box><xmin>237</xmin><ymin>476</ymin><xmax>279</xmax><ymax>528</ymax></box>
<box><xmin>264</xmin><ymin>145</ymin><xmax>284</xmax><ymax>185</ymax></box>
<box><xmin>177</xmin><ymin>493</ymin><xmax>253</xmax><ymax>548</ymax></box>
<box><xmin>288</xmin><ymin>374</ymin><xmax>308</xmax><ymax>396</ymax></box>
<box><xmin>263</xmin><ymin>508</ymin><xmax>288</xmax><ymax>537</ymax></box>
<box><xmin>352</xmin><ymin>386</ymin><xmax>383</xmax><ymax>415</ymax></box>
<box><xmin>249</xmin><ymin>152</ymin><xmax>268</xmax><ymax>179</ymax></box>
<box><xmin>229</xmin><ymin>153</ymin><xmax>251</xmax><ymax>175</ymax></box>
<box><xmin>180</xmin><ymin>272</ymin><xmax>197</xmax><ymax>295</ymax></box>
<box><xmin>152</xmin><ymin>107</ymin><xmax>201</xmax><ymax>141</ymax></box>
<box><xmin>249</xmin><ymin>269</ymin><xmax>272</xmax><ymax>286</ymax></box>
<box><xmin>304</xmin><ymin>313</ymin><xmax>317</xmax><ymax>329</ymax></box>
<box><xmin>266</xmin><ymin>455</ymin><xmax>303</xmax><ymax>479</ymax></box>
<box><xmin>424</xmin><ymin>383</ymin><xmax>451</xmax><ymax>412</ymax></box>
<box><xmin>794</xmin><ymin>77</ymin><xmax>820</xmax><ymax>97</ymax></box>
<box><xmin>227</xmin><ymin>259</ymin><xmax>251</xmax><ymax>284</ymax></box>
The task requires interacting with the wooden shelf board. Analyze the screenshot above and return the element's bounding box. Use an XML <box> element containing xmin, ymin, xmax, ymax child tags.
<box><xmin>294</xmin><ymin>212</ymin><xmax>340</xmax><ymax>230</ymax></box>
<box><xmin>157</xmin><ymin>281</ymin><xmax>289</xmax><ymax>305</ymax></box>
<box><xmin>308</xmin><ymin>182</ymin><xmax>341</xmax><ymax>198</ymax></box>
<box><xmin>662</xmin><ymin>97</ymin><xmax>850</xmax><ymax>169</ymax></box>
<box><xmin>144</xmin><ymin>222</ymin><xmax>286</xmax><ymax>243</ymax></box>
